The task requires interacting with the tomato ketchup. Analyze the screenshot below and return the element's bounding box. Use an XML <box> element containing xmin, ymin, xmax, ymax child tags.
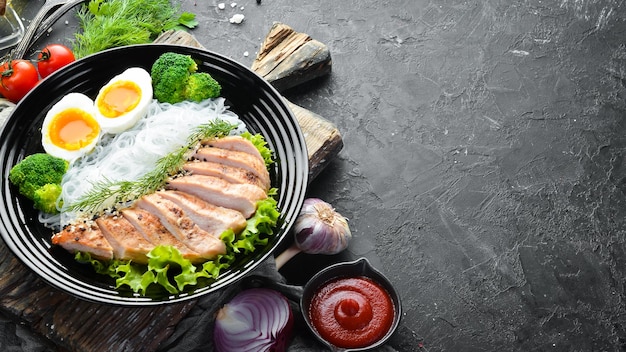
<box><xmin>308</xmin><ymin>276</ymin><xmax>395</xmax><ymax>349</ymax></box>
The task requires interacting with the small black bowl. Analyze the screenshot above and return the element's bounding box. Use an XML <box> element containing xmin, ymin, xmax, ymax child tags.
<box><xmin>243</xmin><ymin>258</ymin><xmax>402</xmax><ymax>350</ymax></box>
<box><xmin>300</xmin><ymin>258</ymin><xmax>402</xmax><ymax>351</ymax></box>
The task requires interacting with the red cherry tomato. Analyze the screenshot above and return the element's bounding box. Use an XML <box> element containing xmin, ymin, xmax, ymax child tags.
<box><xmin>0</xmin><ymin>60</ymin><xmax>39</xmax><ymax>103</ymax></box>
<box><xmin>37</xmin><ymin>44</ymin><xmax>75</xmax><ymax>79</ymax></box>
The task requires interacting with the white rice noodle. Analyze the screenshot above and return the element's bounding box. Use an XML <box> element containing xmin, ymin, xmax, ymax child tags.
<box><xmin>52</xmin><ymin>98</ymin><xmax>245</xmax><ymax>228</ymax></box>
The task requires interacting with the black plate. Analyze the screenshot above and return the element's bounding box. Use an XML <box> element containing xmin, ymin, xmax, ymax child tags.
<box><xmin>0</xmin><ymin>44</ymin><xmax>308</xmax><ymax>306</ymax></box>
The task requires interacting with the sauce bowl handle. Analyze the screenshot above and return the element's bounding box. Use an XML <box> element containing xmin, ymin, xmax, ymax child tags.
<box><xmin>242</xmin><ymin>274</ymin><xmax>304</xmax><ymax>303</ymax></box>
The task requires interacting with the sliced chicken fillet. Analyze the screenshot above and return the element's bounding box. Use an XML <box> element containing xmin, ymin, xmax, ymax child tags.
<box><xmin>136</xmin><ymin>193</ymin><xmax>227</xmax><ymax>259</ymax></box>
<box><xmin>202</xmin><ymin>135</ymin><xmax>264</xmax><ymax>162</ymax></box>
<box><xmin>192</xmin><ymin>147</ymin><xmax>270</xmax><ymax>190</ymax></box>
<box><xmin>121</xmin><ymin>208</ymin><xmax>205</xmax><ymax>263</ymax></box>
<box><xmin>96</xmin><ymin>215</ymin><xmax>155</xmax><ymax>264</ymax></box>
<box><xmin>157</xmin><ymin>190</ymin><xmax>247</xmax><ymax>236</ymax></box>
<box><xmin>51</xmin><ymin>222</ymin><xmax>114</xmax><ymax>261</ymax></box>
<box><xmin>166</xmin><ymin>174</ymin><xmax>267</xmax><ymax>218</ymax></box>
<box><xmin>183</xmin><ymin>161</ymin><xmax>268</xmax><ymax>191</ymax></box>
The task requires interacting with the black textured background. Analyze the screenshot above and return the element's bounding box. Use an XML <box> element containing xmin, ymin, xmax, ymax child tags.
<box><xmin>1</xmin><ymin>0</ymin><xmax>625</xmax><ymax>351</ymax></box>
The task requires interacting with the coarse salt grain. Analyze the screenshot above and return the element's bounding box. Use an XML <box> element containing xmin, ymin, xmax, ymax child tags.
<box><xmin>218</xmin><ymin>3</ymin><xmax>225</xmax><ymax>9</ymax></box>
<box><xmin>229</xmin><ymin>13</ymin><xmax>245</xmax><ymax>24</ymax></box>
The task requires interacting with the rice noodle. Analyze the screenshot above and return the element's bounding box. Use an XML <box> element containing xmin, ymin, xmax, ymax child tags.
<box><xmin>51</xmin><ymin>98</ymin><xmax>245</xmax><ymax>228</ymax></box>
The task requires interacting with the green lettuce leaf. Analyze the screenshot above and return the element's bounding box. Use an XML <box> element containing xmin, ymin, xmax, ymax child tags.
<box><xmin>230</xmin><ymin>195</ymin><xmax>279</xmax><ymax>254</ymax></box>
<box><xmin>241</xmin><ymin>131</ymin><xmax>274</xmax><ymax>166</ymax></box>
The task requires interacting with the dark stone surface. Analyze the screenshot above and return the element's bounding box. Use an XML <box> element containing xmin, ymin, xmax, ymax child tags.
<box><xmin>214</xmin><ymin>1</ymin><xmax>626</xmax><ymax>350</ymax></box>
<box><xmin>2</xmin><ymin>0</ymin><xmax>625</xmax><ymax>351</ymax></box>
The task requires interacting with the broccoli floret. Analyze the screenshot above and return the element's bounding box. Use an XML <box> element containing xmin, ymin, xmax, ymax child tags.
<box><xmin>9</xmin><ymin>153</ymin><xmax>69</xmax><ymax>213</ymax></box>
<box><xmin>154</xmin><ymin>66</ymin><xmax>189</xmax><ymax>103</ymax></box>
<box><xmin>33</xmin><ymin>184</ymin><xmax>63</xmax><ymax>214</ymax></box>
<box><xmin>151</xmin><ymin>52</ymin><xmax>197</xmax><ymax>82</ymax></box>
<box><xmin>184</xmin><ymin>72</ymin><xmax>222</xmax><ymax>102</ymax></box>
<box><xmin>150</xmin><ymin>52</ymin><xmax>221</xmax><ymax>104</ymax></box>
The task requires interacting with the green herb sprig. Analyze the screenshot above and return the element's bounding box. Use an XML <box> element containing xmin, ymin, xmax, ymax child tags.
<box><xmin>73</xmin><ymin>0</ymin><xmax>198</xmax><ymax>58</ymax></box>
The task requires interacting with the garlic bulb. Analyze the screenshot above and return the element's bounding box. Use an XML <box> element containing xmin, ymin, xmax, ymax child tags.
<box><xmin>293</xmin><ymin>198</ymin><xmax>351</xmax><ymax>254</ymax></box>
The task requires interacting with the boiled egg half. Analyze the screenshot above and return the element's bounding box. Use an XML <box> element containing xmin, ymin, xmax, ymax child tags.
<box><xmin>94</xmin><ymin>67</ymin><xmax>153</xmax><ymax>134</ymax></box>
<box><xmin>41</xmin><ymin>92</ymin><xmax>101</xmax><ymax>161</ymax></box>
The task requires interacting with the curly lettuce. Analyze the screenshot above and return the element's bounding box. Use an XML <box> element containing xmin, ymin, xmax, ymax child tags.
<box><xmin>241</xmin><ymin>131</ymin><xmax>274</xmax><ymax>166</ymax></box>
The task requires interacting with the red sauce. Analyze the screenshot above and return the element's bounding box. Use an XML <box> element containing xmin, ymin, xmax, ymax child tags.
<box><xmin>308</xmin><ymin>276</ymin><xmax>395</xmax><ymax>349</ymax></box>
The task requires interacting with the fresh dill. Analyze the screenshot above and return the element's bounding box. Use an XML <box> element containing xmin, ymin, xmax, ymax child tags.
<box><xmin>72</xmin><ymin>0</ymin><xmax>198</xmax><ymax>58</ymax></box>
<box><xmin>67</xmin><ymin>120</ymin><xmax>238</xmax><ymax>214</ymax></box>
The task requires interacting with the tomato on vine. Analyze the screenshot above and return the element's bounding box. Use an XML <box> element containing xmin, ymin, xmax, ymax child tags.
<box><xmin>0</xmin><ymin>60</ymin><xmax>39</xmax><ymax>103</ymax></box>
<box><xmin>37</xmin><ymin>44</ymin><xmax>75</xmax><ymax>79</ymax></box>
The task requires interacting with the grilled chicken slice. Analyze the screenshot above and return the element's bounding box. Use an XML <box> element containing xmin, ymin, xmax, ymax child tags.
<box><xmin>183</xmin><ymin>161</ymin><xmax>268</xmax><ymax>191</ymax></box>
<box><xmin>121</xmin><ymin>208</ymin><xmax>205</xmax><ymax>263</ymax></box>
<box><xmin>193</xmin><ymin>147</ymin><xmax>270</xmax><ymax>190</ymax></box>
<box><xmin>166</xmin><ymin>174</ymin><xmax>267</xmax><ymax>218</ymax></box>
<box><xmin>136</xmin><ymin>193</ymin><xmax>227</xmax><ymax>259</ymax></box>
<box><xmin>202</xmin><ymin>135</ymin><xmax>264</xmax><ymax>162</ymax></box>
<box><xmin>52</xmin><ymin>136</ymin><xmax>273</xmax><ymax>263</ymax></box>
<box><xmin>157</xmin><ymin>190</ymin><xmax>247</xmax><ymax>236</ymax></box>
<box><xmin>96</xmin><ymin>215</ymin><xmax>155</xmax><ymax>264</ymax></box>
<box><xmin>51</xmin><ymin>221</ymin><xmax>114</xmax><ymax>261</ymax></box>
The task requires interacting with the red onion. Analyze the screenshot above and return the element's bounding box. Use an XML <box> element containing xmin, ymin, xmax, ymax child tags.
<box><xmin>275</xmin><ymin>198</ymin><xmax>351</xmax><ymax>269</ymax></box>
<box><xmin>214</xmin><ymin>288</ymin><xmax>294</xmax><ymax>352</ymax></box>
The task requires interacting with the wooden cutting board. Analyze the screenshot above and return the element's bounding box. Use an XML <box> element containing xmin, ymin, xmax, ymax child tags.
<box><xmin>0</xmin><ymin>26</ymin><xmax>342</xmax><ymax>351</ymax></box>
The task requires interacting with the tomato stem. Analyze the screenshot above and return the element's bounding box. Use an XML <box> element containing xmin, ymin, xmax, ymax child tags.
<box><xmin>38</xmin><ymin>48</ymin><xmax>52</xmax><ymax>62</ymax></box>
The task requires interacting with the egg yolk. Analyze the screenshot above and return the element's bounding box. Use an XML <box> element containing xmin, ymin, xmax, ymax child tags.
<box><xmin>97</xmin><ymin>80</ymin><xmax>141</xmax><ymax>118</ymax></box>
<box><xmin>49</xmin><ymin>108</ymin><xmax>100</xmax><ymax>151</ymax></box>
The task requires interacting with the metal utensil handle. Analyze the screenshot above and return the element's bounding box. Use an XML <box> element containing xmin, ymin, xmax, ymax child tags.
<box><xmin>12</xmin><ymin>7</ymin><xmax>53</xmax><ymax>58</ymax></box>
<box><xmin>12</xmin><ymin>0</ymin><xmax>71</xmax><ymax>59</ymax></box>
<box><xmin>35</xmin><ymin>0</ymin><xmax>88</xmax><ymax>45</ymax></box>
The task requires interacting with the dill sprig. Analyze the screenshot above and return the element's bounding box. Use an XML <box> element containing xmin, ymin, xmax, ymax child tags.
<box><xmin>67</xmin><ymin>120</ymin><xmax>238</xmax><ymax>214</ymax></box>
<box><xmin>73</xmin><ymin>0</ymin><xmax>198</xmax><ymax>58</ymax></box>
